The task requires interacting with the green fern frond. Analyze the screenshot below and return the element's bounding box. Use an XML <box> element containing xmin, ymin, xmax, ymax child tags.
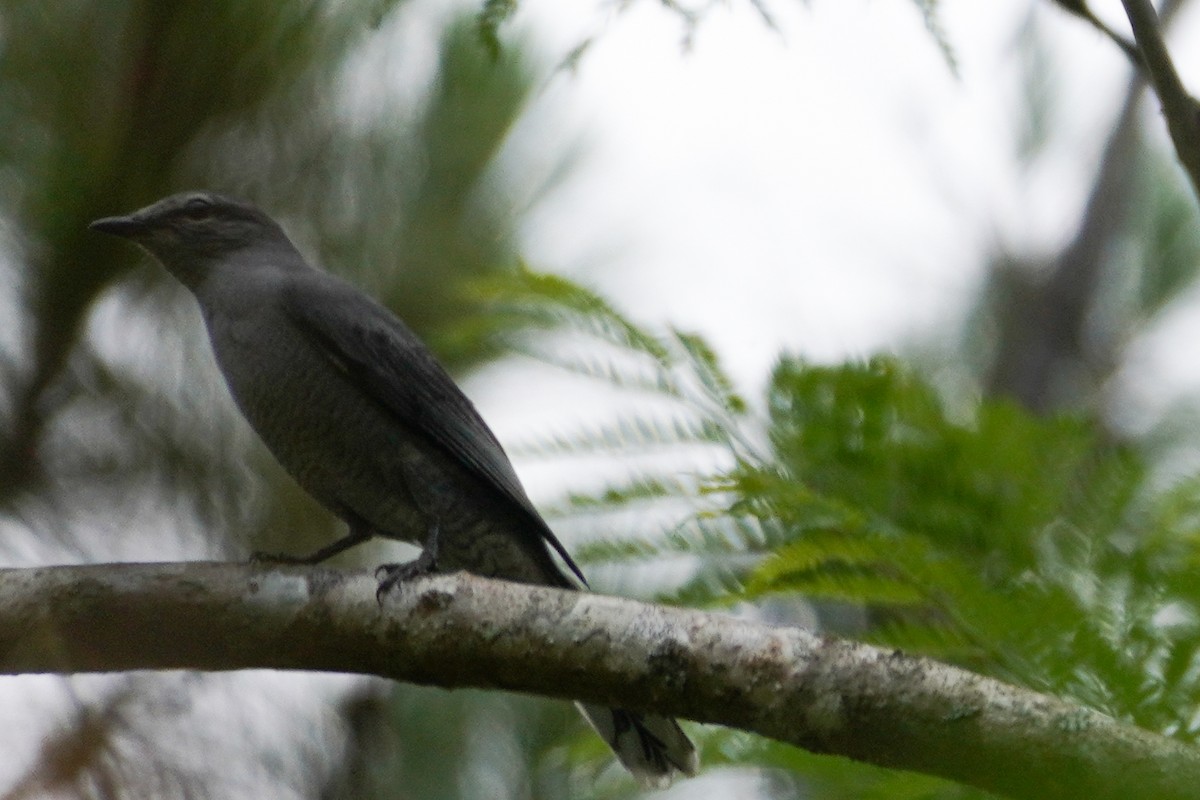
<box><xmin>476</xmin><ymin>0</ymin><xmax>516</xmax><ymax>59</ymax></box>
<box><xmin>507</xmin><ymin>342</ymin><xmax>681</xmax><ymax>396</ymax></box>
<box><xmin>665</xmin><ymin>561</ymin><xmax>752</xmax><ymax>607</ymax></box>
<box><xmin>472</xmin><ymin>267</ymin><xmax>672</xmax><ymax>362</ymax></box>
<box><xmin>571</xmin><ymin>514</ymin><xmax>773</xmax><ymax>566</ymax></box>
<box><xmin>669</xmin><ymin>328</ymin><xmax>748</xmax><ymax>415</ymax></box>
<box><xmin>866</xmin><ymin>619</ymin><xmax>981</xmax><ymax>660</ymax></box>
<box><xmin>547</xmin><ymin>474</ymin><xmax>701</xmax><ymax>515</ymax></box>
<box><xmin>750</xmin><ymin>570</ymin><xmax>928</xmax><ymax>606</ymax></box>
<box><xmin>750</xmin><ymin>532</ymin><xmax>906</xmax><ymax>579</ymax></box>
<box><xmin>673</xmin><ymin>513</ymin><xmax>777</xmax><ymax>553</ymax></box>
<box><xmin>506</xmin><ymin>413</ymin><xmax>726</xmax><ymax>458</ymax></box>
<box><xmin>569</xmin><ymin>536</ymin><xmax>666</xmax><ymax>564</ymax></box>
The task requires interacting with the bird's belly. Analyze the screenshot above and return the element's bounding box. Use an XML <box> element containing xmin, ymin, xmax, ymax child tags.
<box><xmin>209</xmin><ymin>313</ymin><xmax>427</xmax><ymax>543</ymax></box>
<box><xmin>206</xmin><ymin>312</ymin><xmax>560</xmax><ymax>585</ymax></box>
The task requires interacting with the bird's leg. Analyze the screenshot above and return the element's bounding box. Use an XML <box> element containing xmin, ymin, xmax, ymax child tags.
<box><xmin>251</xmin><ymin>515</ymin><xmax>374</xmax><ymax>565</ymax></box>
<box><xmin>375</xmin><ymin>519</ymin><xmax>440</xmax><ymax>600</ymax></box>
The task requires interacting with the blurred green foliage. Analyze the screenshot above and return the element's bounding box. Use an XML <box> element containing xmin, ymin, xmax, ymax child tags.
<box><xmin>472</xmin><ymin>267</ymin><xmax>1200</xmax><ymax>799</ymax></box>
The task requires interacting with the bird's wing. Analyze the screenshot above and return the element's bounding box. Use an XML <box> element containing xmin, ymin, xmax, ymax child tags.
<box><xmin>282</xmin><ymin>273</ymin><xmax>586</xmax><ymax>587</ymax></box>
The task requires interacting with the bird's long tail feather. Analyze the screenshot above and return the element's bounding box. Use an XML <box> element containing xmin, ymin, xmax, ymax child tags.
<box><xmin>576</xmin><ymin>703</ymin><xmax>698</xmax><ymax>786</ymax></box>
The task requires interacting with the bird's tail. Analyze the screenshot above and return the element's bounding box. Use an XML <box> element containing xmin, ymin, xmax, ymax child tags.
<box><xmin>576</xmin><ymin>703</ymin><xmax>698</xmax><ymax>786</ymax></box>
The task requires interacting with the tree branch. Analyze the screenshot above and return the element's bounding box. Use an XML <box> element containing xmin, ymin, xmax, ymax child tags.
<box><xmin>0</xmin><ymin>562</ymin><xmax>1197</xmax><ymax>799</ymax></box>
<box><xmin>1120</xmin><ymin>0</ymin><xmax>1200</xmax><ymax>199</ymax></box>
<box><xmin>1049</xmin><ymin>0</ymin><xmax>1141</xmax><ymax>65</ymax></box>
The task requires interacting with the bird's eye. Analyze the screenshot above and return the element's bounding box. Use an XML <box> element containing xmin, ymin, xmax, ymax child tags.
<box><xmin>180</xmin><ymin>197</ymin><xmax>214</xmax><ymax>221</ymax></box>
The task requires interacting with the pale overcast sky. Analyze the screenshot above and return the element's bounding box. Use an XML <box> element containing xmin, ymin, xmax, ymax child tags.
<box><xmin>463</xmin><ymin>0</ymin><xmax>1200</xmax><ymax>440</ymax></box>
<box><xmin>511</xmin><ymin>0</ymin><xmax>1126</xmax><ymax>371</ymax></box>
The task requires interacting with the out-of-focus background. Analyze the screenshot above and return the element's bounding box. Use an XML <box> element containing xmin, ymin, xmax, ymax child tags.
<box><xmin>4</xmin><ymin>0</ymin><xmax>1200</xmax><ymax>798</ymax></box>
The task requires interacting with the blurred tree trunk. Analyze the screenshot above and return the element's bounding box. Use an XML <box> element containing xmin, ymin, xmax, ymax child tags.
<box><xmin>983</xmin><ymin>0</ymin><xmax>1193</xmax><ymax>417</ymax></box>
<box><xmin>984</xmin><ymin>76</ymin><xmax>1141</xmax><ymax>413</ymax></box>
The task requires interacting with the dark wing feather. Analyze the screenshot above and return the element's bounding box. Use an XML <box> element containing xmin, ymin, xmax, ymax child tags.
<box><xmin>282</xmin><ymin>273</ymin><xmax>586</xmax><ymax>587</ymax></box>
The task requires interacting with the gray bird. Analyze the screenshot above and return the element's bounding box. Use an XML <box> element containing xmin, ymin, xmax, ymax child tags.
<box><xmin>90</xmin><ymin>191</ymin><xmax>698</xmax><ymax>784</ymax></box>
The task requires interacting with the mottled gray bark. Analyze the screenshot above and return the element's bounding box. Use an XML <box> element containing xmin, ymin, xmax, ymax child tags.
<box><xmin>0</xmin><ymin>563</ymin><xmax>1195</xmax><ymax>799</ymax></box>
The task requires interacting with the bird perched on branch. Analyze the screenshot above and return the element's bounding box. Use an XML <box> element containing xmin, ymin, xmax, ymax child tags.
<box><xmin>90</xmin><ymin>191</ymin><xmax>698</xmax><ymax>784</ymax></box>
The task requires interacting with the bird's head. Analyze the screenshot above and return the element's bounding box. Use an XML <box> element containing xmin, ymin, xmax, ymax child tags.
<box><xmin>91</xmin><ymin>192</ymin><xmax>296</xmax><ymax>286</ymax></box>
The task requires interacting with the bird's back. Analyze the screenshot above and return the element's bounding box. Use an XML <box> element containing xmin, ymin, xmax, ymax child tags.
<box><xmin>198</xmin><ymin>263</ymin><xmax>575</xmax><ymax>586</ymax></box>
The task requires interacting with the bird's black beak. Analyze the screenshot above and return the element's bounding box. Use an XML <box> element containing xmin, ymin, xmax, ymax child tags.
<box><xmin>89</xmin><ymin>214</ymin><xmax>149</xmax><ymax>239</ymax></box>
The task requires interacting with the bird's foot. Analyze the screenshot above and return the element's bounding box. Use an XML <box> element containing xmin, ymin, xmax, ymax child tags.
<box><xmin>375</xmin><ymin>549</ymin><xmax>438</xmax><ymax>603</ymax></box>
<box><xmin>250</xmin><ymin>524</ymin><xmax>375</xmax><ymax>566</ymax></box>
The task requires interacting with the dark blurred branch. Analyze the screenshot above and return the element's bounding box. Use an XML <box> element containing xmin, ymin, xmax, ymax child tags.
<box><xmin>1049</xmin><ymin>0</ymin><xmax>1141</xmax><ymax>64</ymax></box>
<box><xmin>0</xmin><ymin>563</ymin><xmax>1197</xmax><ymax>800</ymax></box>
<box><xmin>1120</xmin><ymin>0</ymin><xmax>1200</xmax><ymax>201</ymax></box>
<box><xmin>1049</xmin><ymin>0</ymin><xmax>1189</xmax><ymax>70</ymax></box>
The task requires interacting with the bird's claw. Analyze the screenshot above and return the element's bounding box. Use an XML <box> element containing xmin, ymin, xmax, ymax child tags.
<box><xmin>374</xmin><ymin>550</ymin><xmax>438</xmax><ymax>604</ymax></box>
